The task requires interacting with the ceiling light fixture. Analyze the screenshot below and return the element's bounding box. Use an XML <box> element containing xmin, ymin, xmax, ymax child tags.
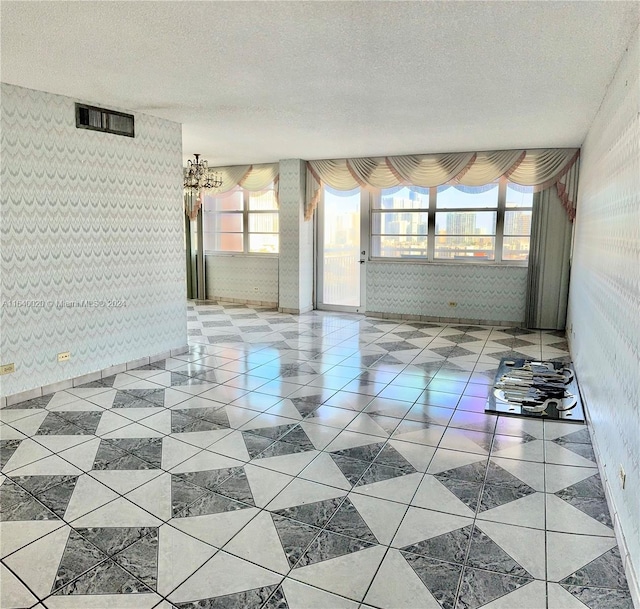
<box><xmin>184</xmin><ymin>153</ymin><xmax>222</xmax><ymax>191</ymax></box>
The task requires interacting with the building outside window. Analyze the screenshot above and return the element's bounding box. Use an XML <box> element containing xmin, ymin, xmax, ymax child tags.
<box><xmin>370</xmin><ymin>180</ymin><xmax>533</xmax><ymax>263</ymax></box>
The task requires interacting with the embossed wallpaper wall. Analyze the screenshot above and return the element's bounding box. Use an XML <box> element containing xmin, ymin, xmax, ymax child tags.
<box><xmin>567</xmin><ymin>26</ymin><xmax>639</xmax><ymax>594</ymax></box>
<box><xmin>278</xmin><ymin>159</ymin><xmax>313</xmax><ymax>313</ymax></box>
<box><xmin>0</xmin><ymin>84</ymin><xmax>187</xmax><ymax>397</ymax></box>
<box><xmin>205</xmin><ymin>255</ymin><xmax>278</xmax><ymax>304</ymax></box>
<box><xmin>367</xmin><ymin>262</ymin><xmax>528</xmax><ymax>323</ymax></box>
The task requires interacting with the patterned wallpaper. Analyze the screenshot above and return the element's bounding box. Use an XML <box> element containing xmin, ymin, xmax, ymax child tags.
<box><xmin>205</xmin><ymin>255</ymin><xmax>278</xmax><ymax>303</ymax></box>
<box><xmin>567</xmin><ymin>26</ymin><xmax>639</xmax><ymax>596</ymax></box>
<box><xmin>0</xmin><ymin>84</ymin><xmax>187</xmax><ymax>397</ymax></box>
<box><xmin>366</xmin><ymin>262</ymin><xmax>528</xmax><ymax>323</ymax></box>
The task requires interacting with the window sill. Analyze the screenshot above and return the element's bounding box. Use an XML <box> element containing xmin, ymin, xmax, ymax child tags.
<box><xmin>367</xmin><ymin>258</ymin><xmax>528</xmax><ymax>267</ymax></box>
<box><xmin>204</xmin><ymin>252</ymin><xmax>279</xmax><ymax>259</ymax></box>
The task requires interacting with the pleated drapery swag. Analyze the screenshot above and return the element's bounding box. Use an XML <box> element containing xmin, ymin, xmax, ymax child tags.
<box><xmin>305</xmin><ymin>149</ymin><xmax>580</xmax><ymax>221</ymax></box>
<box><xmin>184</xmin><ymin>163</ymin><xmax>279</xmax><ymax>220</ymax></box>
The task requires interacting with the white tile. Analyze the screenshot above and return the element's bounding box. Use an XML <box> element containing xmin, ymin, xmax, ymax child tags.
<box><xmin>168</xmin><ymin>550</ymin><xmax>281</xmax><ymax>604</ymax></box>
<box><xmin>290</xmin><ymin>544</ymin><xmax>386</xmax><ymax>602</ymax></box>
<box><xmin>364</xmin><ymin>548</ymin><xmax>442</xmax><ymax>609</ymax></box>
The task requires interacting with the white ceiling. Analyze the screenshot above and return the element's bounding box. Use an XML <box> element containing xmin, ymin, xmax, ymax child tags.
<box><xmin>2</xmin><ymin>1</ymin><xmax>638</xmax><ymax>166</ymax></box>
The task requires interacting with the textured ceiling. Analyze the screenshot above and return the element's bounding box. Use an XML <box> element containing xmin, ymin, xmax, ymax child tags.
<box><xmin>1</xmin><ymin>1</ymin><xmax>638</xmax><ymax>166</ymax></box>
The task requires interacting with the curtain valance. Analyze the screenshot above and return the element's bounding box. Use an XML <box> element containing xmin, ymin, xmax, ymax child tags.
<box><xmin>305</xmin><ymin>149</ymin><xmax>579</xmax><ymax>221</ymax></box>
<box><xmin>184</xmin><ymin>163</ymin><xmax>278</xmax><ymax>220</ymax></box>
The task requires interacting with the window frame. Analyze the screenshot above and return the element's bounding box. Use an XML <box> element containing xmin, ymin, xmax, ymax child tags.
<box><xmin>369</xmin><ymin>178</ymin><xmax>533</xmax><ymax>265</ymax></box>
<box><xmin>203</xmin><ymin>185</ymin><xmax>279</xmax><ymax>256</ymax></box>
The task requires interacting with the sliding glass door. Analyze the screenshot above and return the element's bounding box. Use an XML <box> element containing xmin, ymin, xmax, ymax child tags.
<box><xmin>317</xmin><ymin>187</ymin><xmax>368</xmax><ymax>312</ymax></box>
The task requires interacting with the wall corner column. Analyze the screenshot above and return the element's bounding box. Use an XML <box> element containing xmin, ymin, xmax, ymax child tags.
<box><xmin>278</xmin><ymin>159</ymin><xmax>313</xmax><ymax>313</ymax></box>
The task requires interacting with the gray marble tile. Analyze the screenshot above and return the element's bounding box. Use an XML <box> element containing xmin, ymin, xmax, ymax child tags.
<box><xmin>552</xmin><ymin>439</ymin><xmax>596</xmax><ymax>462</ymax></box>
<box><xmin>466</xmin><ymin>526</ymin><xmax>530</xmax><ymax>577</ymax></box>
<box><xmin>484</xmin><ymin>461</ymin><xmax>531</xmax><ymax>486</ymax></box>
<box><xmin>0</xmin><ymin>479</ymin><xmax>59</xmax><ymax>520</ymax></box>
<box><xmin>401</xmin><ymin>552</ymin><xmax>463</xmax><ymax>609</ymax></box>
<box><xmin>172</xmin><ymin>411</ymin><xmax>227</xmax><ymax>434</ymax></box>
<box><xmin>55</xmin><ymin>411</ymin><xmax>104</xmax><ymax>434</ymax></box>
<box><xmin>560</xmin><ymin>585</ymin><xmax>634</xmax><ymax>609</ymax></box>
<box><xmin>242</xmin><ymin>432</ymin><xmax>278</xmax><ymax>458</ymax></box>
<box><xmin>11</xmin><ymin>474</ymin><xmax>78</xmax><ymax>496</ymax></box>
<box><xmin>35</xmin><ymin>412</ymin><xmax>85</xmax><ymax>435</ymax></box>
<box><xmin>177</xmin><ymin>489</ymin><xmax>252</xmax><ymax>518</ymax></box>
<box><xmin>108</xmin><ymin>438</ymin><xmax>164</xmax><ymax>468</ymax></box>
<box><xmin>325</xmin><ymin>498</ymin><xmax>378</xmax><ymax>543</ymax></box>
<box><xmin>113</xmin><ymin>530</ymin><xmax>159</xmax><ymax>587</ymax></box>
<box><xmin>171</xmin><ymin>476</ymin><xmax>208</xmax><ymax>514</ymax></box>
<box><xmin>53</xmin><ymin>558</ymin><xmax>153</xmax><ymax>595</ymax></box>
<box><xmin>78</xmin><ymin>526</ymin><xmax>157</xmax><ymax>556</ymax></box>
<box><xmin>436</xmin><ymin>461</ymin><xmax>488</xmax><ymax>484</ymax></box>
<box><xmin>120</xmin><ymin>387</ymin><xmax>164</xmax><ymax>406</ymax></box>
<box><xmin>93</xmin><ymin>439</ymin><xmax>157</xmax><ymax>470</ymax></box>
<box><xmin>30</xmin><ymin>476</ymin><xmax>79</xmax><ymax>517</ymax></box>
<box><xmin>559</xmin><ymin>495</ymin><xmax>613</xmax><ymax>528</ymax></box>
<box><xmin>401</xmin><ymin>525</ymin><xmax>472</xmax><ymax>564</ymax></box>
<box><xmin>294</xmin><ymin>529</ymin><xmax>375</xmax><ymax>568</ymax></box>
<box><xmin>435</xmin><ymin>478</ymin><xmax>483</xmax><ymax>512</ymax></box>
<box><xmin>272</xmin><ymin>497</ymin><xmax>344</xmax><ymax>528</ymax></box>
<box><xmin>214</xmin><ymin>469</ymin><xmax>255</xmax><ymax>505</ymax></box>
<box><xmin>255</xmin><ymin>439</ymin><xmax>310</xmax><ymax>460</ymax></box>
<box><xmin>456</xmin><ymin>567</ymin><xmax>533</xmax><ymax>609</ymax></box>
<box><xmin>556</xmin><ymin>473</ymin><xmax>606</xmax><ymax>499</ymax></box>
<box><xmin>280</xmin><ymin>426</ymin><xmax>315</xmax><ymax>450</ymax></box>
<box><xmin>5</xmin><ymin>395</ymin><xmax>54</xmax><ymax>409</ymax></box>
<box><xmin>186</xmin><ymin>407</ymin><xmax>231</xmax><ymax>427</ymax></box>
<box><xmin>289</xmin><ymin>397</ymin><xmax>323</xmax><ymax>417</ymax></box>
<box><xmin>330</xmin><ymin>442</ymin><xmax>385</xmax><ymax>463</ymax></box>
<box><xmin>249</xmin><ymin>424</ymin><xmax>298</xmax><ymax>441</ymax></box>
<box><xmin>479</xmin><ymin>482</ymin><xmax>537</xmax><ymax>512</ymax></box>
<box><xmin>0</xmin><ymin>439</ymin><xmax>22</xmax><ymax>469</ymax></box>
<box><xmin>329</xmin><ymin>454</ymin><xmax>371</xmax><ymax>486</ymax></box>
<box><xmin>557</xmin><ymin>428</ymin><xmax>592</xmax><ymax>445</ymax></box>
<box><xmin>561</xmin><ymin>547</ymin><xmax>629</xmax><ymax>590</ymax></box>
<box><xmin>173</xmin><ymin>584</ymin><xmax>285</xmax><ymax>608</ymax></box>
<box><xmin>53</xmin><ymin>529</ymin><xmax>110</xmax><ymax>591</ymax></box>
<box><xmin>272</xmin><ymin>514</ymin><xmax>322</xmax><ymax>568</ymax></box>
<box><xmin>113</xmin><ymin>390</ymin><xmax>160</xmax><ymax>408</ymax></box>
<box><xmin>373</xmin><ymin>444</ymin><xmax>416</xmax><ymax>470</ymax></box>
<box><xmin>175</xmin><ymin>467</ymin><xmax>241</xmax><ymax>492</ymax></box>
<box><xmin>356</xmin><ymin>462</ymin><xmax>415</xmax><ymax>487</ymax></box>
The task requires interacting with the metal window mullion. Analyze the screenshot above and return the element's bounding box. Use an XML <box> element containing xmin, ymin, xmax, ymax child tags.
<box><xmin>495</xmin><ymin>180</ymin><xmax>506</xmax><ymax>262</ymax></box>
<box><xmin>428</xmin><ymin>187</ymin><xmax>437</xmax><ymax>261</ymax></box>
<box><xmin>243</xmin><ymin>190</ymin><xmax>250</xmax><ymax>254</ymax></box>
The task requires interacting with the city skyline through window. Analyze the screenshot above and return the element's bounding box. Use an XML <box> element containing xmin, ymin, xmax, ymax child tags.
<box><xmin>368</xmin><ymin>181</ymin><xmax>532</xmax><ymax>262</ymax></box>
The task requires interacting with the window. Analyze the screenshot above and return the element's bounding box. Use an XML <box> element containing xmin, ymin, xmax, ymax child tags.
<box><xmin>371</xmin><ymin>187</ymin><xmax>429</xmax><ymax>258</ymax></box>
<box><xmin>436</xmin><ymin>184</ymin><xmax>498</xmax><ymax>260</ymax></box>
<box><xmin>502</xmin><ymin>183</ymin><xmax>533</xmax><ymax>261</ymax></box>
<box><xmin>371</xmin><ymin>180</ymin><xmax>533</xmax><ymax>263</ymax></box>
<box><xmin>203</xmin><ymin>185</ymin><xmax>279</xmax><ymax>254</ymax></box>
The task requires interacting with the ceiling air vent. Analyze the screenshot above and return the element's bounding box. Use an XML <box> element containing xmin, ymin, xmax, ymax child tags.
<box><xmin>75</xmin><ymin>103</ymin><xmax>135</xmax><ymax>137</ymax></box>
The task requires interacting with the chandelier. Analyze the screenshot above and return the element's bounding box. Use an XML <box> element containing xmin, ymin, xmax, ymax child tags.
<box><xmin>184</xmin><ymin>153</ymin><xmax>222</xmax><ymax>191</ymax></box>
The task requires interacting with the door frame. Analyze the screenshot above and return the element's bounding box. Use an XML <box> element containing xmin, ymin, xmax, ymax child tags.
<box><xmin>315</xmin><ymin>186</ymin><xmax>370</xmax><ymax>313</ymax></box>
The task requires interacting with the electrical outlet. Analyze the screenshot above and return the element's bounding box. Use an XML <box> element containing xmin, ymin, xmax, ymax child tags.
<box><xmin>448</xmin><ymin>301</ymin><xmax>457</xmax><ymax>307</ymax></box>
<box><xmin>57</xmin><ymin>352</ymin><xmax>71</xmax><ymax>362</ymax></box>
<box><xmin>253</xmin><ymin>287</ymin><xmax>259</xmax><ymax>292</ymax></box>
<box><xmin>619</xmin><ymin>465</ymin><xmax>626</xmax><ymax>490</ymax></box>
<box><xmin>0</xmin><ymin>362</ymin><xmax>15</xmax><ymax>375</ymax></box>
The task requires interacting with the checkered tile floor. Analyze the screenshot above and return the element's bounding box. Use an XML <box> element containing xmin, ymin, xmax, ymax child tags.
<box><xmin>0</xmin><ymin>302</ymin><xmax>633</xmax><ymax>608</ymax></box>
